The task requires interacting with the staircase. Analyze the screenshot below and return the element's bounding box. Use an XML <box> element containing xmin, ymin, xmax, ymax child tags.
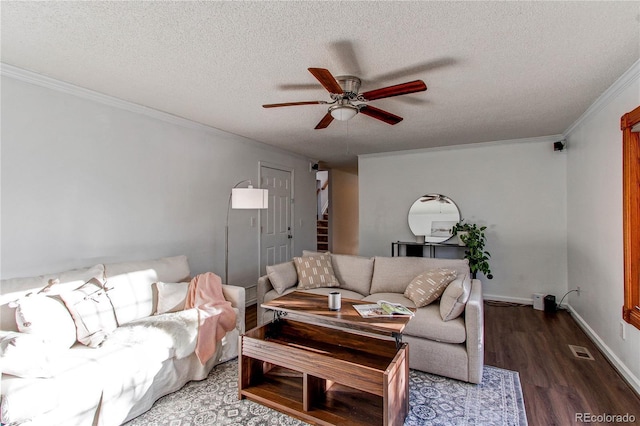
<box><xmin>317</xmin><ymin>212</ymin><xmax>329</xmax><ymax>252</ymax></box>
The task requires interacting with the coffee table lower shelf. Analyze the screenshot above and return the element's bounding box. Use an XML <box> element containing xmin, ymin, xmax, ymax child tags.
<box><xmin>239</xmin><ymin>319</ymin><xmax>409</xmax><ymax>426</ymax></box>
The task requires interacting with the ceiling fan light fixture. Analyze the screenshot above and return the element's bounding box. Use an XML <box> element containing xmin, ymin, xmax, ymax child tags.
<box><xmin>329</xmin><ymin>104</ymin><xmax>358</xmax><ymax>121</ymax></box>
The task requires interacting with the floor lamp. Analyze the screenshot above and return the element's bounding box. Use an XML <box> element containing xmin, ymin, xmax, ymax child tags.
<box><xmin>225</xmin><ymin>180</ymin><xmax>269</xmax><ymax>284</ymax></box>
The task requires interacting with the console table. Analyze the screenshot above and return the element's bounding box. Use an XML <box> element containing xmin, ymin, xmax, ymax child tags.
<box><xmin>392</xmin><ymin>240</ymin><xmax>465</xmax><ymax>258</ymax></box>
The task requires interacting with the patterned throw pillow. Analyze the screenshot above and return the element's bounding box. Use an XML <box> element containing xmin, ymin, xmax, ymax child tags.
<box><xmin>404</xmin><ymin>268</ymin><xmax>458</xmax><ymax>308</ymax></box>
<box><xmin>293</xmin><ymin>254</ymin><xmax>339</xmax><ymax>290</ymax></box>
<box><xmin>59</xmin><ymin>278</ymin><xmax>118</xmax><ymax>348</ymax></box>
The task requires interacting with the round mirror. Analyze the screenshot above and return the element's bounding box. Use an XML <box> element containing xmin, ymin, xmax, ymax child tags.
<box><xmin>408</xmin><ymin>194</ymin><xmax>461</xmax><ymax>243</ymax></box>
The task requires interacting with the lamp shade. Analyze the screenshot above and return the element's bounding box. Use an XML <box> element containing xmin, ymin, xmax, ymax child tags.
<box><xmin>232</xmin><ymin>187</ymin><xmax>268</xmax><ymax>209</ymax></box>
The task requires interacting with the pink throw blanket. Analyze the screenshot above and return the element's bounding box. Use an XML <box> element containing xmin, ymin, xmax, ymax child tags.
<box><xmin>185</xmin><ymin>272</ymin><xmax>236</xmax><ymax>364</ymax></box>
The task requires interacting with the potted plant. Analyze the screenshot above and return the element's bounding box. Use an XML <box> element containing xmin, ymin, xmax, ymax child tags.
<box><xmin>451</xmin><ymin>220</ymin><xmax>494</xmax><ymax>279</ymax></box>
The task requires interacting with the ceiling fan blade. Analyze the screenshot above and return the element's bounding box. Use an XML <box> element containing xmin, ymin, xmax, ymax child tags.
<box><xmin>308</xmin><ymin>68</ymin><xmax>343</xmax><ymax>94</ymax></box>
<box><xmin>359</xmin><ymin>105</ymin><xmax>403</xmax><ymax>125</ymax></box>
<box><xmin>263</xmin><ymin>101</ymin><xmax>326</xmax><ymax>108</ymax></box>
<box><xmin>315</xmin><ymin>113</ymin><xmax>334</xmax><ymax>129</ymax></box>
<box><xmin>361</xmin><ymin>80</ymin><xmax>427</xmax><ymax>101</ymax></box>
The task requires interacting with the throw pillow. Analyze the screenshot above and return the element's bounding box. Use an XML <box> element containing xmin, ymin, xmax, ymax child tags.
<box><xmin>0</xmin><ymin>331</ymin><xmax>65</xmax><ymax>378</ymax></box>
<box><xmin>293</xmin><ymin>254</ymin><xmax>339</xmax><ymax>290</ymax></box>
<box><xmin>440</xmin><ymin>273</ymin><xmax>472</xmax><ymax>321</ymax></box>
<box><xmin>404</xmin><ymin>268</ymin><xmax>457</xmax><ymax>308</ymax></box>
<box><xmin>266</xmin><ymin>261</ymin><xmax>298</xmax><ymax>294</ymax></box>
<box><xmin>331</xmin><ymin>254</ymin><xmax>374</xmax><ymax>296</ymax></box>
<box><xmin>13</xmin><ymin>294</ymin><xmax>77</xmax><ymax>348</ymax></box>
<box><xmin>155</xmin><ymin>281</ymin><xmax>189</xmax><ymax>314</ymax></box>
<box><xmin>59</xmin><ymin>278</ymin><xmax>118</xmax><ymax>348</ymax></box>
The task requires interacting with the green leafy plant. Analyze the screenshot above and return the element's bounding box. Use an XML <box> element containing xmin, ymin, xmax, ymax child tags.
<box><xmin>451</xmin><ymin>220</ymin><xmax>493</xmax><ymax>279</ymax></box>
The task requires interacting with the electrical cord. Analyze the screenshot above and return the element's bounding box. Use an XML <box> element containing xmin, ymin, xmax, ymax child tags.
<box><xmin>557</xmin><ymin>289</ymin><xmax>579</xmax><ymax>309</ymax></box>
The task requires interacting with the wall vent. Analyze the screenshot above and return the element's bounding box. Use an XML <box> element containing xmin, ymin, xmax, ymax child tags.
<box><xmin>568</xmin><ymin>344</ymin><xmax>595</xmax><ymax>360</ymax></box>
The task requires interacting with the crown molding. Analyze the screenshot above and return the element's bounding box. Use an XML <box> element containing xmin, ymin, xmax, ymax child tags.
<box><xmin>358</xmin><ymin>134</ymin><xmax>564</xmax><ymax>160</ymax></box>
<box><xmin>564</xmin><ymin>59</ymin><xmax>640</xmax><ymax>137</ymax></box>
<box><xmin>0</xmin><ymin>63</ymin><xmax>312</xmax><ymax>162</ymax></box>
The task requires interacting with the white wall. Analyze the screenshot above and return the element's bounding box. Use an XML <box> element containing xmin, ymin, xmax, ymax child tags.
<box><xmin>0</xmin><ymin>68</ymin><xmax>317</xmax><ymax>287</ymax></box>
<box><xmin>565</xmin><ymin>61</ymin><xmax>640</xmax><ymax>392</ymax></box>
<box><xmin>359</xmin><ymin>136</ymin><xmax>567</xmax><ymax>301</ymax></box>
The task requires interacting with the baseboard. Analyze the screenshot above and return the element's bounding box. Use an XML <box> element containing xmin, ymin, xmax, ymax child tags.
<box><xmin>483</xmin><ymin>294</ymin><xmax>532</xmax><ymax>305</ymax></box>
<box><xmin>567</xmin><ymin>304</ymin><xmax>640</xmax><ymax>396</ymax></box>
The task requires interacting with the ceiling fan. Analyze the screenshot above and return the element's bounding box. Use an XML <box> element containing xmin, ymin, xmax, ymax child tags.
<box><xmin>263</xmin><ymin>68</ymin><xmax>427</xmax><ymax>129</ymax></box>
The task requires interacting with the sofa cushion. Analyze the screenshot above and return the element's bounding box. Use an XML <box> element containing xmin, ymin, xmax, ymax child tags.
<box><xmin>106</xmin><ymin>269</ymin><xmax>157</xmax><ymax>325</ymax></box>
<box><xmin>370</xmin><ymin>257</ymin><xmax>470</xmax><ymax>294</ymax></box>
<box><xmin>0</xmin><ymin>331</ymin><xmax>66</xmax><ymax>378</ymax></box>
<box><xmin>294</xmin><ymin>254</ymin><xmax>339</xmax><ymax>290</ymax></box>
<box><xmin>266</xmin><ymin>261</ymin><xmax>298</xmax><ymax>294</ymax></box>
<box><xmin>13</xmin><ymin>294</ymin><xmax>77</xmax><ymax>348</ymax></box>
<box><xmin>404</xmin><ymin>268</ymin><xmax>457</xmax><ymax>307</ymax></box>
<box><xmin>364</xmin><ymin>292</ymin><xmax>466</xmax><ymax>344</ymax></box>
<box><xmin>264</xmin><ymin>287</ymin><xmax>366</xmax><ymax>305</ymax></box>
<box><xmin>103</xmin><ymin>255</ymin><xmax>190</xmax><ymax>283</ymax></box>
<box><xmin>408</xmin><ymin>304</ymin><xmax>466</xmax><ymax>344</ymax></box>
<box><xmin>155</xmin><ymin>282</ymin><xmax>189</xmax><ymax>314</ymax></box>
<box><xmin>440</xmin><ymin>273</ymin><xmax>472</xmax><ymax>321</ymax></box>
<box><xmin>60</xmin><ymin>279</ymin><xmax>118</xmax><ymax>348</ymax></box>
<box><xmin>331</xmin><ymin>254</ymin><xmax>374</xmax><ymax>296</ymax></box>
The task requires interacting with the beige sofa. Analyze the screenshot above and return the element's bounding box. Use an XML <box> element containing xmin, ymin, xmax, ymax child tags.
<box><xmin>0</xmin><ymin>255</ymin><xmax>245</xmax><ymax>426</ymax></box>
<box><xmin>257</xmin><ymin>253</ymin><xmax>484</xmax><ymax>384</ymax></box>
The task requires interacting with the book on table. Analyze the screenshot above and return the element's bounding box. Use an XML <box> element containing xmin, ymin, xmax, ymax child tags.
<box><xmin>353</xmin><ymin>300</ymin><xmax>415</xmax><ymax>318</ymax></box>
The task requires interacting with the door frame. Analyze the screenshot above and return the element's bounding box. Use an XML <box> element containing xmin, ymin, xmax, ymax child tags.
<box><xmin>258</xmin><ymin>161</ymin><xmax>295</xmax><ymax>276</ymax></box>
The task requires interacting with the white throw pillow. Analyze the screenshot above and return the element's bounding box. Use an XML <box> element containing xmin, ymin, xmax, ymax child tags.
<box><xmin>155</xmin><ymin>282</ymin><xmax>189</xmax><ymax>314</ymax></box>
<box><xmin>0</xmin><ymin>331</ymin><xmax>65</xmax><ymax>378</ymax></box>
<box><xmin>13</xmin><ymin>294</ymin><xmax>77</xmax><ymax>348</ymax></box>
<box><xmin>59</xmin><ymin>279</ymin><xmax>118</xmax><ymax>348</ymax></box>
<box><xmin>440</xmin><ymin>273</ymin><xmax>472</xmax><ymax>321</ymax></box>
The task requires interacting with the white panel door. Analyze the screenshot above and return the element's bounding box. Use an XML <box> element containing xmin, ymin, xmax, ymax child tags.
<box><xmin>260</xmin><ymin>166</ymin><xmax>292</xmax><ymax>275</ymax></box>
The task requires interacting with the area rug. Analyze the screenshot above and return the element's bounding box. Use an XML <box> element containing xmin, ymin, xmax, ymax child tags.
<box><xmin>124</xmin><ymin>359</ymin><xmax>527</xmax><ymax>426</ymax></box>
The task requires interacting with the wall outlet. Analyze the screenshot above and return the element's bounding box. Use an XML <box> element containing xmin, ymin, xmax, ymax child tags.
<box><xmin>576</xmin><ymin>286</ymin><xmax>581</xmax><ymax>296</ymax></box>
<box><xmin>620</xmin><ymin>321</ymin><xmax>627</xmax><ymax>340</ymax></box>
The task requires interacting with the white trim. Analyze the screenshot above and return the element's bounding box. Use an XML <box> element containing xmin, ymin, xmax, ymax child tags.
<box><xmin>564</xmin><ymin>58</ymin><xmax>640</xmax><ymax>137</ymax></box>
<box><xmin>483</xmin><ymin>294</ymin><xmax>532</xmax><ymax>305</ymax></box>
<box><xmin>567</xmin><ymin>304</ymin><xmax>640</xmax><ymax>396</ymax></box>
<box><xmin>0</xmin><ymin>63</ymin><xmax>311</xmax><ymax>162</ymax></box>
<box><xmin>358</xmin><ymin>134</ymin><xmax>564</xmax><ymax>160</ymax></box>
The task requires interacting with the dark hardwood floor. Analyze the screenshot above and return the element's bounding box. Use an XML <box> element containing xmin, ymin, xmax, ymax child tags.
<box><xmin>244</xmin><ymin>303</ymin><xmax>640</xmax><ymax>425</ymax></box>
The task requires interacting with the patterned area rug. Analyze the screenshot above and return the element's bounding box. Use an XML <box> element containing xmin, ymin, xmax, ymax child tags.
<box><xmin>125</xmin><ymin>359</ymin><xmax>527</xmax><ymax>426</ymax></box>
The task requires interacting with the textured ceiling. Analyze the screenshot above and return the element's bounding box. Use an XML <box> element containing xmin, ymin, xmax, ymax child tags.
<box><xmin>2</xmin><ymin>1</ymin><xmax>639</xmax><ymax>169</ymax></box>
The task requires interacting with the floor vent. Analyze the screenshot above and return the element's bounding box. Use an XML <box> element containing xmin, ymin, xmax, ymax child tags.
<box><xmin>569</xmin><ymin>344</ymin><xmax>595</xmax><ymax>361</ymax></box>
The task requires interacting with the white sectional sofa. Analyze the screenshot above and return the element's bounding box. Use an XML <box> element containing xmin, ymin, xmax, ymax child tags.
<box><xmin>257</xmin><ymin>252</ymin><xmax>484</xmax><ymax>384</ymax></box>
<box><xmin>0</xmin><ymin>255</ymin><xmax>245</xmax><ymax>426</ymax></box>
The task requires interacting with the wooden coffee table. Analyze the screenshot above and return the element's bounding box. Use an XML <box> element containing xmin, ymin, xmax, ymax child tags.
<box><xmin>262</xmin><ymin>291</ymin><xmax>412</xmax><ymax>346</ymax></box>
<box><xmin>239</xmin><ymin>291</ymin><xmax>411</xmax><ymax>426</ymax></box>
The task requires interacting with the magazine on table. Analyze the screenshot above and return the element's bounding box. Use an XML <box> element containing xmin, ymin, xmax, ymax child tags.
<box><xmin>353</xmin><ymin>300</ymin><xmax>415</xmax><ymax>318</ymax></box>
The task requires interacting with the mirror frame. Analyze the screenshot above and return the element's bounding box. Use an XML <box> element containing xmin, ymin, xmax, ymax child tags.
<box><xmin>407</xmin><ymin>194</ymin><xmax>461</xmax><ymax>243</ymax></box>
